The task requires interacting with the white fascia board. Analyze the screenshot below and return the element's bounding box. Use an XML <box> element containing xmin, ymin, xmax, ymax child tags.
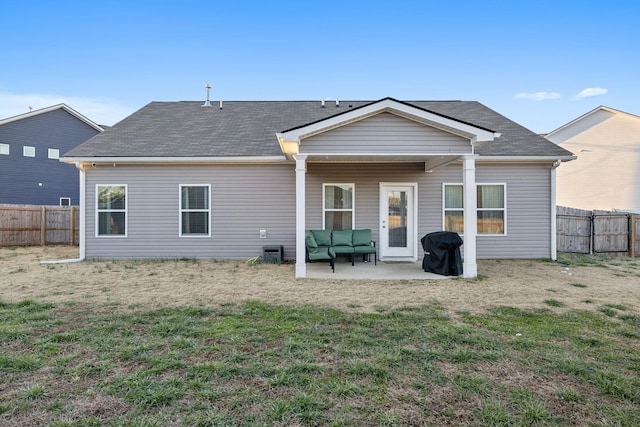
<box><xmin>0</xmin><ymin>103</ymin><xmax>104</xmax><ymax>132</ymax></box>
<box><xmin>477</xmin><ymin>155</ymin><xmax>577</xmax><ymax>162</ymax></box>
<box><xmin>60</xmin><ymin>156</ymin><xmax>288</xmax><ymax>164</ymax></box>
<box><xmin>279</xmin><ymin>98</ymin><xmax>498</xmax><ymax>143</ymax></box>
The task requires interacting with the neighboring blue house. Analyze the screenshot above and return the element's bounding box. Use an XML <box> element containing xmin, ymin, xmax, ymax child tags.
<box><xmin>0</xmin><ymin>104</ymin><xmax>103</xmax><ymax>205</ymax></box>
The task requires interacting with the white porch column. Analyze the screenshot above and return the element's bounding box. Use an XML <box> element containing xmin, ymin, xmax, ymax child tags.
<box><xmin>462</xmin><ymin>155</ymin><xmax>478</xmax><ymax>278</ymax></box>
<box><xmin>294</xmin><ymin>154</ymin><xmax>308</xmax><ymax>278</ymax></box>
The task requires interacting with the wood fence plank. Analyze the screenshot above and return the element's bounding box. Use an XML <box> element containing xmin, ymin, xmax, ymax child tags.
<box><xmin>557</xmin><ymin>206</ymin><xmax>639</xmax><ymax>257</ymax></box>
<box><xmin>1</xmin><ymin>204</ymin><xmax>79</xmax><ymax>246</ymax></box>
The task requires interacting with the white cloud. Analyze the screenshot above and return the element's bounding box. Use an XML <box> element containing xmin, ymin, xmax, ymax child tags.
<box><xmin>573</xmin><ymin>87</ymin><xmax>608</xmax><ymax>99</ymax></box>
<box><xmin>0</xmin><ymin>92</ymin><xmax>136</xmax><ymax>126</ymax></box>
<box><xmin>514</xmin><ymin>92</ymin><xmax>561</xmax><ymax>101</ymax></box>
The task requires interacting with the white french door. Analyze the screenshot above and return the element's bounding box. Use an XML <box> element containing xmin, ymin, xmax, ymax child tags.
<box><xmin>379</xmin><ymin>184</ymin><xmax>417</xmax><ymax>260</ymax></box>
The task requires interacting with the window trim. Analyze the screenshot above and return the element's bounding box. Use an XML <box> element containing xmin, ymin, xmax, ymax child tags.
<box><xmin>48</xmin><ymin>148</ymin><xmax>60</xmax><ymax>159</ymax></box>
<box><xmin>322</xmin><ymin>183</ymin><xmax>355</xmax><ymax>230</ymax></box>
<box><xmin>95</xmin><ymin>184</ymin><xmax>128</xmax><ymax>238</ymax></box>
<box><xmin>179</xmin><ymin>184</ymin><xmax>211</xmax><ymax>237</ymax></box>
<box><xmin>0</xmin><ymin>143</ymin><xmax>9</xmax><ymax>155</ymax></box>
<box><xmin>23</xmin><ymin>146</ymin><xmax>35</xmax><ymax>157</ymax></box>
<box><xmin>442</xmin><ymin>183</ymin><xmax>507</xmax><ymax>236</ymax></box>
<box><xmin>59</xmin><ymin>197</ymin><xmax>71</xmax><ymax>207</ymax></box>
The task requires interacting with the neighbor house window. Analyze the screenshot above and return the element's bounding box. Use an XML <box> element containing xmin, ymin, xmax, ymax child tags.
<box><xmin>48</xmin><ymin>148</ymin><xmax>60</xmax><ymax>159</ymax></box>
<box><xmin>0</xmin><ymin>143</ymin><xmax>9</xmax><ymax>155</ymax></box>
<box><xmin>60</xmin><ymin>197</ymin><xmax>71</xmax><ymax>207</ymax></box>
<box><xmin>23</xmin><ymin>146</ymin><xmax>35</xmax><ymax>157</ymax></box>
<box><xmin>180</xmin><ymin>185</ymin><xmax>210</xmax><ymax>236</ymax></box>
<box><xmin>443</xmin><ymin>183</ymin><xmax>506</xmax><ymax>235</ymax></box>
<box><xmin>96</xmin><ymin>185</ymin><xmax>127</xmax><ymax>236</ymax></box>
<box><xmin>323</xmin><ymin>183</ymin><xmax>354</xmax><ymax>230</ymax></box>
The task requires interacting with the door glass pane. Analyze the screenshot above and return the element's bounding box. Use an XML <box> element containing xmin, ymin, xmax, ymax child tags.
<box><xmin>388</xmin><ymin>190</ymin><xmax>407</xmax><ymax>248</ymax></box>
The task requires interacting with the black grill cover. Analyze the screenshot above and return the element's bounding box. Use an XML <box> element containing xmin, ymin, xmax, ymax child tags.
<box><xmin>421</xmin><ymin>231</ymin><xmax>463</xmax><ymax>276</ymax></box>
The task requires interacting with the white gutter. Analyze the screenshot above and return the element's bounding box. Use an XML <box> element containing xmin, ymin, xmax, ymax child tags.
<box><xmin>477</xmin><ymin>155</ymin><xmax>576</xmax><ymax>162</ymax></box>
<box><xmin>550</xmin><ymin>160</ymin><xmax>562</xmax><ymax>261</ymax></box>
<box><xmin>43</xmin><ymin>162</ymin><xmax>86</xmax><ymax>264</ymax></box>
<box><xmin>60</xmin><ymin>156</ymin><xmax>288</xmax><ymax>164</ymax></box>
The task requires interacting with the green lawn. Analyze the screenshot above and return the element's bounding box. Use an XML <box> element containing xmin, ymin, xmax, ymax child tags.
<box><xmin>1</xmin><ymin>299</ymin><xmax>639</xmax><ymax>426</ymax></box>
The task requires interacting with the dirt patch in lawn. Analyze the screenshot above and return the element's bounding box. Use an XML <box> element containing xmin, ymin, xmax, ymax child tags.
<box><xmin>1</xmin><ymin>246</ymin><xmax>639</xmax><ymax>314</ymax></box>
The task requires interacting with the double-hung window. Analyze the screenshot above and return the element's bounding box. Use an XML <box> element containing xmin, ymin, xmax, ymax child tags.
<box><xmin>323</xmin><ymin>183</ymin><xmax>354</xmax><ymax>230</ymax></box>
<box><xmin>96</xmin><ymin>185</ymin><xmax>127</xmax><ymax>236</ymax></box>
<box><xmin>180</xmin><ymin>185</ymin><xmax>210</xmax><ymax>236</ymax></box>
<box><xmin>443</xmin><ymin>183</ymin><xmax>506</xmax><ymax>235</ymax></box>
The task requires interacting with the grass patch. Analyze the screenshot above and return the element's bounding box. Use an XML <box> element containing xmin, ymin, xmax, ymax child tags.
<box><xmin>1</xmin><ymin>299</ymin><xmax>639</xmax><ymax>425</ymax></box>
<box><xmin>544</xmin><ymin>299</ymin><xmax>566</xmax><ymax>307</ymax></box>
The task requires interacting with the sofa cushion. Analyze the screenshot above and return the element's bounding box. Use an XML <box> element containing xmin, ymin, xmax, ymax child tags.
<box><xmin>305</xmin><ymin>230</ymin><xmax>318</xmax><ymax>249</ymax></box>
<box><xmin>352</xmin><ymin>229</ymin><xmax>372</xmax><ymax>247</ymax></box>
<box><xmin>311</xmin><ymin>229</ymin><xmax>332</xmax><ymax>247</ymax></box>
<box><xmin>332</xmin><ymin>229</ymin><xmax>353</xmax><ymax>247</ymax></box>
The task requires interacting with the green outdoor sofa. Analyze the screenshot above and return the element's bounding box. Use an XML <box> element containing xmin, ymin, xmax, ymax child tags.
<box><xmin>305</xmin><ymin>229</ymin><xmax>377</xmax><ymax>271</ymax></box>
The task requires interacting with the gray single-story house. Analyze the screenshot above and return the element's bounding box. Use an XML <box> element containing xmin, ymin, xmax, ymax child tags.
<box><xmin>62</xmin><ymin>97</ymin><xmax>575</xmax><ymax>278</ymax></box>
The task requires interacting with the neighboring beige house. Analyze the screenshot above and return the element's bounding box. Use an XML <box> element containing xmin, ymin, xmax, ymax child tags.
<box><xmin>546</xmin><ymin>106</ymin><xmax>640</xmax><ymax>213</ymax></box>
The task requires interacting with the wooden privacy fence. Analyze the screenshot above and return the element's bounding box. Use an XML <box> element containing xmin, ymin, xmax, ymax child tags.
<box><xmin>0</xmin><ymin>205</ymin><xmax>79</xmax><ymax>246</ymax></box>
<box><xmin>557</xmin><ymin>206</ymin><xmax>640</xmax><ymax>257</ymax></box>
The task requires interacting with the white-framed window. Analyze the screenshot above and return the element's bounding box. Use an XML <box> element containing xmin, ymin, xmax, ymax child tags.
<box><xmin>323</xmin><ymin>183</ymin><xmax>354</xmax><ymax>230</ymax></box>
<box><xmin>96</xmin><ymin>185</ymin><xmax>127</xmax><ymax>237</ymax></box>
<box><xmin>60</xmin><ymin>197</ymin><xmax>71</xmax><ymax>207</ymax></box>
<box><xmin>23</xmin><ymin>146</ymin><xmax>35</xmax><ymax>157</ymax></box>
<box><xmin>443</xmin><ymin>183</ymin><xmax>506</xmax><ymax>235</ymax></box>
<box><xmin>48</xmin><ymin>148</ymin><xmax>60</xmax><ymax>159</ymax></box>
<box><xmin>0</xmin><ymin>143</ymin><xmax>9</xmax><ymax>155</ymax></box>
<box><xmin>179</xmin><ymin>184</ymin><xmax>210</xmax><ymax>237</ymax></box>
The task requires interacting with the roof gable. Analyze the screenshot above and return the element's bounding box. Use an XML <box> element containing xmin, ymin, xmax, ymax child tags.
<box><xmin>0</xmin><ymin>103</ymin><xmax>104</xmax><ymax>132</ymax></box>
<box><xmin>277</xmin><ymin>98</ymin><xmax>499</xmax><ymax>157</ymax></box>
<box><xmin>546</xmin><ymin>106</ymin><xmax>640</xmax><ymax>143</ymax></box>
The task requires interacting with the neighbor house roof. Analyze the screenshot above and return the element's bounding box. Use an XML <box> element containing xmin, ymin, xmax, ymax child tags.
<box><xmin>545</xmin><ymin>105</ymin><xmax>640</xmax><ymax>142</ymax></box>
<box><xmin>63</xmin><ymin>98</ymin><xmax>573</xmax><ymax>159</ymax></box>
<box><xmin>0</xmin><ymin>103</ymin><xmax>104</xmax><ymax>132</ymax></box>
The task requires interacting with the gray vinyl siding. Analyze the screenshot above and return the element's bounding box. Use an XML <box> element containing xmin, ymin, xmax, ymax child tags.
<box><xmin>84</xmin><ymin>163</ymin><xmax>296</xmax><ymax>260</ymax></box>
<box><xmin>428</xmin><ymin>163</ymin><xmax>552</xmax><ymax>258</ymax></box>
<box><xmin>84</xmin><ymin>161</ymin><xmax>553</xmax><ymax>260</ymax></box>
<box><xmin>0</xmin><ymin>108</ymin><xmax>100</xmax><ymax>205</ymax></box>
<box><xmin>301</xmin><ymin>112</ymin><xmax>471</xmax><ymax>154</ymax></box>
<box><xmin>305</xmin><ymin>162</ymin><xmax>553</xmax><ymax>259</ymax></box>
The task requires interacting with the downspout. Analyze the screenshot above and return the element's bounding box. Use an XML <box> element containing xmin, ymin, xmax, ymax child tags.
<box><xmin>75</xmin><ymin>162</ymin><xmax>86</xmax><ymax>260</ymax></box>
<box><xmin>550</xmin><ymin>160</ymin><xmax>561</xmax><ymax>261</ymax></box>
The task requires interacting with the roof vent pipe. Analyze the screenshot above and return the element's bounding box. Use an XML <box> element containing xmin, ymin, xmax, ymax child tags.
<box><xmin>336</xmin><ymin>98</ymin><xmax>339</xmax><ymax>107</ymax></box>
<box><xmin>202</xmin><ymin>83</ymin><xmax>212</xmax><ymax>107</ymax></box>
<box><xmin>321</xmin><ymin>99</ymin><xmax>325</xmax><ymax>108</ymax></box>
<box><xmin>219</xmin><ymin>100</ymin><xmax>223</xmax><ymax>110</ymax></box>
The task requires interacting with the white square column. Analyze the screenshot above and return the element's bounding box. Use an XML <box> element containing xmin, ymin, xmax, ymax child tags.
<box><xmin>294</xmin><ymin>155</ymin><xmax>308</xmax><ymax>278</ymax></box>
<box><xmin>462</xmin><ymin>155</ymin><xmax>478</xmax><ymax>278</ymax></box>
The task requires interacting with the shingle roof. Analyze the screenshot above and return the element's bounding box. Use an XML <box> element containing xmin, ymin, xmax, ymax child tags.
<box><xmin>63</xmin><ymin>99</ymin><xmax>573</xmax><ymax>158</ymax></box>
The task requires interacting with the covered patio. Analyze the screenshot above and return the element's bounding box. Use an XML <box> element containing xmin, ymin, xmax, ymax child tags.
<box><xmin>275</xmin><ymin>99</ymin><xmax>501</xmax><ymax>280</ymax></box>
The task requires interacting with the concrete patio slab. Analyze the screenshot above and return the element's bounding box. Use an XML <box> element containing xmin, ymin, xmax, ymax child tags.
<box><xmin>305</xmin><ymin>259</ymin><xmax>454</xmax><ymax>280</ymax></box>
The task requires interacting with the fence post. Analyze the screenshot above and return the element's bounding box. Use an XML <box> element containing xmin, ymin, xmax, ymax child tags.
<box><xmin>631</xmin><ymin>214</ymin><xmax>637</xmax><ymax>258</ymax></box>
<box><xmin>70</xmin><ymin>207</ymin><xmax>76</xmax><ymax>246</ymax></box>
<box><xmin>590</xmin><ymin>212</ymin><xmax>594</xmax><ymax>254</ymax></box>
<box><xmin>40</xmin><ymin>206</ymin><xmax>46</xmax><ymax>245</ymax></box>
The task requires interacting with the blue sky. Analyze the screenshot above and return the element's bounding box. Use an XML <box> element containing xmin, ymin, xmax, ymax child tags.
<box><xmin>1</xmin><ymin>0</ymin><xmax>638</xmax><ymax>133</ymax></box>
